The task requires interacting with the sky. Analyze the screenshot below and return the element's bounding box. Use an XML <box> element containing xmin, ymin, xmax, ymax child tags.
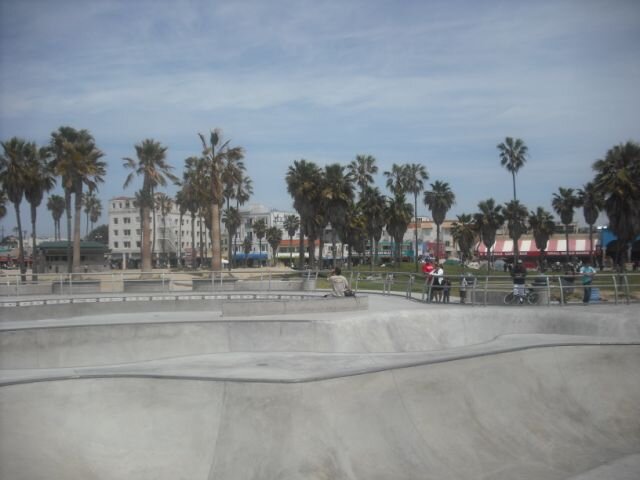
<box><xmin>1</xmin><ymin>0</ymin><xmax>639</xmax><ymax>238</ymax></box>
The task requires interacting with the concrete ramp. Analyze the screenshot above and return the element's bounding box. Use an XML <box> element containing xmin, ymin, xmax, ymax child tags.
<box><xmin>1</xmin><ymin>298</ymin><xmax>639</xmax><ymax>479</ymax></box>
<box><xmin>1</xmin><ymin>345</ymin><xmax>639</xmax><ymax>479</ymax></box>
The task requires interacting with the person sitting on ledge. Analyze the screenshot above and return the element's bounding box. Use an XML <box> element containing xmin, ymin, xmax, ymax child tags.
<box><xmin>328</xmin><ymin>267</ymin><xmax>350</xmax><ymax>297</ymax></box>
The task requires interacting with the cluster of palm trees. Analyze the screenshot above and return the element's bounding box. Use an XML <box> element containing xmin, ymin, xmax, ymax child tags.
<box><xmin>452</xmin><ymin>138</ymin><xmax>640</xmax><ymax>271</ymax></box>
<box><xmin>2</xmin><ymin>125</ymin><xmax>638</xmax><ymax>278</ymax></box>
<box><xmin>123</xmin><ymin>130</ymin><xmax>253</xmax><ymax>272</ymax></box>
<box><xmin>0</xmin><ymin>128</ymin><xmax>105</xmax><ymax>279</ymax></box>
<box><xmin>285</xmin><ymin>154</ymin><xmax>457</xmax><ymax>271</ymax></box>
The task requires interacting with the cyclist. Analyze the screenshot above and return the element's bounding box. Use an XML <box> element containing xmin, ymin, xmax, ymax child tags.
<box><xmin>511</xmin><ymin>258</ymin><xmax>527</xmax><ymax>304</ymax></box>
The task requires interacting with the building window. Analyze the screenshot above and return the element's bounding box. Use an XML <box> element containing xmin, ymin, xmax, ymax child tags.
<box><xmin>124</xmin><ymin>241</ymin><xmax>131</xmax><ymax>248</ymax></box>
<box><xmin>125</xmin><ymin>202</ymin><xmax>130</xmax><ymax>208</ymax></box>
<box><xmin>123</xmin><ymin>217</ymin><xmax>131</xmax><ymax>224</ymax></box>
<box><xmin>136</xmin><ymin>241</ymin><xmax>141</xmax><ymax>248</ymax></box>
<box><xmin>114</xmin><ymin>241</ymin><xmax>119</xmax><ymax>248</ymax></box>
<box><xmin>136</xmin><ymin>229</ymin><xmax>141</xmax><ymax>236</ymax></box>
<box><xmin>124</xmin><ymin>230</ymin><xmax>131</xmax><ymax>236</ymax></box>
<box><xmin>112</xmin><ymin>203</ymin><xmax>116</xmax><ymax>208</ymax></box>
<box><xmin>113</xmin><ymin>218</ymin><xmax>118</xmax><ymax>224</ymax></box>
<box><xmin>114</xmin><ymin>230</ymin><xmax>119</xmax><ymax>236</ymax></box>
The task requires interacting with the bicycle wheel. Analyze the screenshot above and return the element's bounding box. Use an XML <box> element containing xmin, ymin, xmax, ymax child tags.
<box><xmin>503</xmin><ymin>293</ymin><xmax>516</xmax><ymax>305</ymax></box>
<box><xmin>527</xmin><ymin>291</ymin><xmax>539</xmax><ymax>305</ymax></box>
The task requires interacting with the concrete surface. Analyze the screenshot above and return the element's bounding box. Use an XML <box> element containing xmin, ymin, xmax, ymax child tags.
<box><xmin>1</xmin><ymin>294</ymin><xmax>639</xmax><ymax>479</ymax></box>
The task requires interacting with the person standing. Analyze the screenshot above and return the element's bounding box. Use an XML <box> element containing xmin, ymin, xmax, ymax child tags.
<box><xmin>579</xmin><ymin>260</ymin><xmax>596</xmax><ymax>304</ymax></box>
<box><xmin>459</xmin><ymin>275</ymin><xmax>467</xmax><ymax>304</ymax></box>
<box><xmin>431</xmin><ymin>263</ymin><xmax>444</xmax><ymax>303</ymax></box>
<box><xmin>511</xmin><ymin>259</ymin><xmax>527</xmax><ymax>304</ymax></box>
<box><xmin>422</xmin><ymin>260</ymin><xmax>434</xmax><ymax>302</ymax></box>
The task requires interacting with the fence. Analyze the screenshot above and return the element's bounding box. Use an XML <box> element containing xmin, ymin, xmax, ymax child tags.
<box><xmin>341</xmin><ymin>270</ymin><xmax>640</xmax><ymax>306</ymax></box>
<box><xmin>0</xmin><ymin>269</ymin><xmax>318</xmax><ymax>298</ymax></box>
<box><xmin>1</xmin><ymin>268</ymin><xmax>638</xmax><ymax>306</ymax></box>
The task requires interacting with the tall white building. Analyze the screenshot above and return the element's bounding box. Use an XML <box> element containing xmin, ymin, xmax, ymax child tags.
<box><xmin>108</xmin><ymin>197</ymin><xmax>302</xmax><ymax>267</ymax></box>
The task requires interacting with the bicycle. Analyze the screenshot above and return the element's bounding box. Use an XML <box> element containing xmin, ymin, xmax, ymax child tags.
<box><xmin>504</xmin><ymin>287</ymin><xmax>539</xmax><ymax>305</ymax></box>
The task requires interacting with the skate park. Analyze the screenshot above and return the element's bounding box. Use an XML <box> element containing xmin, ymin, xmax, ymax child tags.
<box><xmin>0</xmin><ymin>271</ymin><xmax>639</xmax><ymax>480</ymax></box>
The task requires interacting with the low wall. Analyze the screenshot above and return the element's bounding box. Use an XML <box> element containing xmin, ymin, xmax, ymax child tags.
<box><xmin>192</xmin><ymin>278</ymin><xmax>237</xmax><ymax>292</ymax></box>
<box><xmin>0</xmin><ymin>283</ymin><xmax>53</xmax><ymax>296</ymax></box>
<box><xmin>123</xmin><ymin>280</ymin><xmax>170</xmax><ymax>293</ymax></box>
<box><xmin>222</xmin><ymin>295</ymin><xmax>367</xmax><ymax>316</ymax></box>
<box><xmin>52</xmin><ymin>281</ymin><xmax>101</xmax><ymax>295</ymax></box>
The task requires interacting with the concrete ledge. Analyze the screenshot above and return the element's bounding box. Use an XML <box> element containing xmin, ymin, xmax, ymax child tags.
<box><xmin>52</xmin><ymin>281</ymin><xmax>101</xmax><ymax>295</ymax></box>
<box><xmin>222</xmin><ymin>295</ymin><xmax>368</xmax><ymax>316</ymax></box>
<box><xmin>0</xmin><ymin>283</ymin><xmax>53</xmax><ymax>296</ymax></box>
<box><xmin>192</xmin><ymin>278</ymin><xmax>237</xmax><ymax>292</ymax></box>
<box><xmin>123</xmin><ymin>280</ymin><xmax>170</xmax><ymax>293</ymax></box>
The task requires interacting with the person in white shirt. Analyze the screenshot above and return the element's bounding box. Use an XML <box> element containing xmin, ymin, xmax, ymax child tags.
<box><xmin>328</xmin><ymin>267</ymin><xmax>350</xmax><ymax>297</ymax></box>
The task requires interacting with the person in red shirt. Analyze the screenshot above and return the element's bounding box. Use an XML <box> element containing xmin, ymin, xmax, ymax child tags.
<box><xmin>422</xmin><ymin>260</ymin><xmax>435</xmax><ymax>302</ymax></box>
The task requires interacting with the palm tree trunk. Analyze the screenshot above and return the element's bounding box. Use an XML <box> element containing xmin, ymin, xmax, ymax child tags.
<box><xmin>191</xmin><ymin>213</ymin><xmax>196</xmax><ymax>270</ymax></box>
<box><xmin>436</xmin><ymin>224</ymin><xmax>441</xmax><ymax>262</ymax></box>
<box><xmin>199</xmin><ymin>216</ymin><xmax>204</xmax><ymax>267</ymax></box>
<box><xmin>228</xmin><ymin>229</ymin><xmax>233</xmax><ymax>271</ymax></box>
<box><xmin>414</xmin><ymin>194</ymin><xmax>419</xmax><ymax>272</ymax></box>
<box><xmin>588</xmin><ymin>224</ymin><xmax>594</xmax><ymax>265</ymax></box>
<box><xmin>65</xmin><ymin>190</ymin><xmax>72</xmax><ymax>273</ymax></box>
<box><xmin>210</xmin><ymin>204</ymin><xmax>222</xmax><ymax>271</ymax></box>
<box><xmin>73</xmin><ymin>186</ymin><xmax>82</xmax><ymax>273</ymax></box>
<box><xmin>331</xmin><ymin>230</ymin><xmax>337</xmax><ymax>268</ymax></box>
<box><xmin>298</xmin><ymin>226</ymin><xmax>305</xmax><ymax>269</ymax></box>
<box><xmin>14</xmin><ymin>203</ymin><xmax>26</xmax><ymax>282</ymax></box>
<box><xmin>512</xmin><ymin>172</ymin><xmax>517</xmax><ymax>202</ymax></box>
<box><xmin>142</xmin><ymin>205</ymin><xmax>152</xmax><ymax>273</ymax></box>
<box><xmin>31</xmin><ymin>204</ymin><xmax>38</xmax><ymax>281</ymax></box>
<box><xmin>289</xmin><ymin>234</ymin><xmax>293</xmax><ymax>267</ymax></box>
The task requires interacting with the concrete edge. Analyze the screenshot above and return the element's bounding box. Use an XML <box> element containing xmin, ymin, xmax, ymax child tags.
<box><xmin>2</xmin><ymin>340</ymin><xmax>638</xmax><ymax>388</ymax></box>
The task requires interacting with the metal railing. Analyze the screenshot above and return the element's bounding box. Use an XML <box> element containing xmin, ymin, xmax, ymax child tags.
<box><xmin>1</xmin><ymin>268</ymin><xmax>638</xmax><ymax>306</ymax></box>
<box><xmin>0</xmin><ymin>269</ymin><xmax>319</xmax><ymax>299</ymax></box>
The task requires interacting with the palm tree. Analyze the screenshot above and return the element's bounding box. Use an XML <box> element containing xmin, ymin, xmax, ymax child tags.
<box><xmin>385</xmin><ymin>193</ymin><xmax>413</xmax><ymax>264</ymax></box>
<box><xmin>69</xmin><ymin>132</ymin><xmax>106</xmax><ymax>272</ymax></box>
<box><xmin>450</xmin><ymin>214</ymin><xmax>476</xmax><ymax>265</ymax></box>
<box><xmin>123</xmin><ymin>139</ymin><xmax>177</xmax><ymax>273</ymax></box>
<box><xmin>221</xmin><ymin>151</ymin><xmax>246</xmax><ymax>209</ymax></box>
<box><xmin>50</xmin><ymin>126</ymin><xmax>84</xmax><ymax>272</ymax></box>
<box><xmin>222</xmin><ymin>207</ymin><xmax>241</xmax><ymax>269</ymax></box>
<box><xmin>82</xmin><ymin>191</ymin><xmax>101</xmax><ymax>237</ymax></box>
<box><xmin>88</xmin><ymin>197</ymin><xmax>103</xmax><ymax>237</ymax></box>
<box><xmin>552</xmin><ymin>187</ymin><xmax>579</xmax><ymax>264</ymax></box>
<box><xmin>403</xmin><ymin>163</ymin><xmax>429</xmax><ymax>272</ymax></box>
<box><xmin>577</xmin><ymin>182</ymin><xmax>604</xmax><ymax>266</ymax></box>
<box><xmin>242</xmin><ymin>236</ymin><xmax>252</xmax><ymax>267</ymax></box>
<box><xmin>253</xmin><ymin>218</ymin><xmax>267</xmax><ymax>266</ymax></box>
<box><xmin>266</xmin><ymin>226</ymin><xmax>283</xmax><ymax>267</ymax></box>
<box><xmin>155</xmin><ymin>193</ymin><xmax>173</xmax><ymax>266</ymax></box>
<box><xmin>235</xmin><ymin>174</ymin><xmax>253</xmax><ymax>208</ymax></box>
<box><xmin>283</xmin><ymin>214</ymin><xmax>300</xmax><ymax>267</ymax></box>
<box><xmin>383</xmin><ymin>163</ymin><xmax>406</xmax><ymax>196</ymax></box>
<box><xmin>198</xmin><ymin>129</ymin><xmax>245</xmax><ymax>271</ymax></box>
<box><xmin>0</xmin><ymin>137</ymin><xmax>29</xmax><ymax>279</ymax></box>
<box><xmin>0</xmin><ymin>189</ymin><xmax>7</xmax><ymax>220</ymax></box>
<box><xmin>592</xmin><ymin>141</ymin><xmax>640</xmax><ymax>270</ymax></box>
<box><xmin>497</xmin><ymin>137</ymin><xmax>528</xmax><ymax>202</ymax></box>
<box><xmin>321</xmin><ymin>163</ymin><xmax>354</xmax><ymax>268</ymax></box>
<box><xmin>52</xmin><ymin>129</ymin><xmax>106</xmax><ymax>273</ymax></box>
<box><xmin>474</xmin><ymin>199</ymin><xmax>504</xmax><ymax>271</ymax></box>
<box><xmin>424</xmin><ymin>180</ymin><xmax>455</xmax><ymax>262</ymax></box>
<box><xmin>359</xmin><ymin>186</ymin><xmax>386</xmax><ymax>269</ymax></box>
<box><xmin>503</xmin><ymin>200</ymin><xmax>529</xmax><ymax>261</ymax></box>
<box><xmin>23</xmin><ymin>143</ymin><xmax>56</xmax><ymax>280</ymax></box>
<box><xmin>47</xmin><ymin>195</ymin><xmax>66</xmax><ymax>241</ymax></box>
<box><xmin>347</xmin><ymin>154</ymin><xmax>378</xmax><ymax>198</ymax></box>
<box><xmin>286</xmin><ymin>159</ymin><xmax>323</xmax><ymax>269</ymax></box>
<box><xmin>528</xmin><ymin>207</ymin><xmax>555</xmax><ymax>271</ymax></box>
